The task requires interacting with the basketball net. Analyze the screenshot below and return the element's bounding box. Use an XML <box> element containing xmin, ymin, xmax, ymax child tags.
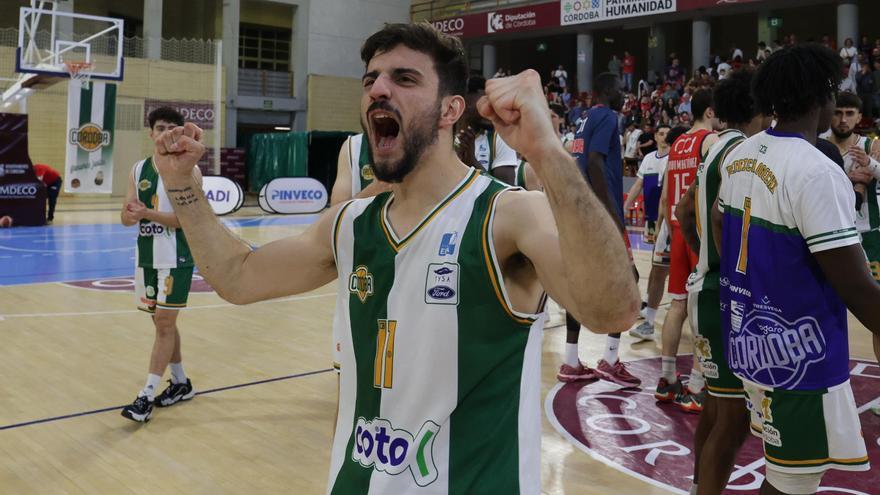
<box><xmin>63</xmin><ymin>61</ymin><xmax>94</xmax><ymax>89</ymax></box>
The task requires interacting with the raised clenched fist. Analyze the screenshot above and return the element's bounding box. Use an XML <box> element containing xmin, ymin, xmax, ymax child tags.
<box><xmin>477</xmin><ymin>70</ymin><xmax>562</xmax><ymax>166</ymax></box>
<box><xmin>152</xmin><ymin>122</ymin><xmax>206</xmax><ymax>182</ymax></box>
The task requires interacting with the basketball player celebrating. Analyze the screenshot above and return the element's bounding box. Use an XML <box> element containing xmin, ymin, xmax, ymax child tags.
<box><xmin>558</xmin><ymin>73</ymin><xmax>641</xmax><ymax>387</ymax></box>
<box><xmin>823</xmin><ymin>92</ymin><xmax>880</xmax><ymax>396</ymax></box>
<box><xmin>624</xmin><ymin>123</ymin><xmax>671</xmax><ymax>340</ymax></box>
<box><xmin>119</xmin><ymin>107</ymin><xmax>199</xmax><ymax>422</ymax></box>
<box><xmin>330</xmin><ymin>132</ymin><xmax>390</xmax><ymax>205</ymax></box>
<box><xmin>714</xmin><ymin>43</ymin><xmax>875</xmax><ymax>495</ymax></box>
<box><xmin>655</xmin><ymin>89</ymin><xmax>720</xmax><ymax>412</ymax></box>
<box><xmin>150</xmin><ymin>24</ymin><xmax>639</xmax><ymax>492</ymax></box>
<box><xmin>677</xmin><ymin>69</ymin><xmax>770</xmax><ymax>495</ymax></box>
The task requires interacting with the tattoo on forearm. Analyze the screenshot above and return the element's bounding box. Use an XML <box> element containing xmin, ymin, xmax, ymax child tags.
<box><xmin>168</xmin><ymin>186</ymin><xmax>200</xmax><ymax>206</ymax></box>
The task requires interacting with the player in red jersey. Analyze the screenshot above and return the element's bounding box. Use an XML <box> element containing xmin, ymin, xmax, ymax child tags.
<box><xmin>655</xmin><ymin>89</ymin><xmax>720</xmax><ymax>413</ymax></box>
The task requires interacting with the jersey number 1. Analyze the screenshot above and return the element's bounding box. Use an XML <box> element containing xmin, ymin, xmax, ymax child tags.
<box><xmin>374</xmin><ymin>319</ymin><xmax>397</xmax><ymax>389</ymax></box>
<box><xmin>736</xmin><ymin>197</ymin><xmax>751</xmax><ymax>275</ymax></box>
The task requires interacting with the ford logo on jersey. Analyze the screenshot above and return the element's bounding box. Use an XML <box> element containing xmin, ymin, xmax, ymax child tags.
<box><xmin>426</xmin><ymin>263</ymin><xmax>459</xmax><ymax>305</ymax></box>
<box><xmin>427</xmin><ymin>286</ymin><xmax>455</xmax><ymax>300</ymax></box>
<box><xmin>352</xmin><ymin>417</ymin><xmax>440</xmax><ymax>487</ymax></box>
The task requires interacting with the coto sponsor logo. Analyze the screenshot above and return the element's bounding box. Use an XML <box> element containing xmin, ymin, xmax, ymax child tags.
<box><xmin>0</xmin><ymin>183</ymin><xmax>38</xmax><ymax>198</ymax></box>
<box><xmin>430</xmin><ymin>17</ymin><xmax>464</xmax><ymax>34</ymax></box>
<box><xmin>69</xmin><ymin>122</ymin><xmax>111</xmax><ymax>152</ymax></box>
<box><xmin>139</xmin><ymin>222</ymin><xmax>169</xmax><ymax>237</ymax></box>
<box><xmin>351</xmin><ymin>417</ymin><xmax>440</xmax><ymax>487</ymax></box>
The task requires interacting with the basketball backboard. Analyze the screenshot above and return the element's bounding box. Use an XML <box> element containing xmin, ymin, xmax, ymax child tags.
<box><xmin>15</xmin><ymin>6</ymin><xmax>124</xmax><ymax>82</ymax></box>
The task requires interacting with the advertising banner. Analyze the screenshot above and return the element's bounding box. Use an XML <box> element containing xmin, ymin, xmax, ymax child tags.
<box><xmin>678</xmin><ymin>0</ymin><xmax>763</xmax><ymax>11</ymax></box>
<box><xmin>431</xmin><ymin>2</ymin><xmax>560</xmax><ymax>38</ymax></box>
<box><xmin>259</xmin><ymin>177</ymin><xmax>327</xmax><ymax>214</ymax></box>
<box><xmin>202</xmin><ymin>176</ymin><xmax>244</xmax><ymax>216</ymax></box>
<box><xmin>143</xmin><ymin>99</ymin><xmax>216</xmax><ymax>130</ymax></box>
<box><xmin>0</xmin><ymin>113</ymin><xmax>46</xmax><ymax>226</ymax></box>
<box><xmin>561</xmin><ymin>0</ymin><xmax>676</xmax><ymax>26</ymax></box>
<box><xmin>65</xmin><ymin>80</ymin><xmax>116</xmax><ymax>194</ymax></box>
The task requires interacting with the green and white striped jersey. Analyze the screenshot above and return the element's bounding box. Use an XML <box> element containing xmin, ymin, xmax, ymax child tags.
<box><xmin>688</xmin><ymin>129</ymin><xmax>745</xmax><ymax>293</ymax></box>
<box><xmin>842</xmin><ymin>135</ymin><xmax>879</xmax><ymax>233</ymax></box>
<box><xmin>346</xmin><ymin>134</ymin><xmax>375</xmax><ymax>197</ymax></box>
<box><xmin>328</xmin><ymin>168</ymin><xmax>545</xmax><ymax>494</ymax></box>
<box><xmin>133</xmin><ymin>157</ymin><xmax>193</xmax><ymax>269</ymax></box>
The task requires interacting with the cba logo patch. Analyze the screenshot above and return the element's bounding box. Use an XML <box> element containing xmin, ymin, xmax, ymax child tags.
<box><xmin>361</xmin><ymin>165</ymin><xmax>375</xmax><ymax>182</ymax></box>
<box><xmin>349</xmin><ymin>265</ymin><xmax>374</xmax><ymax>303</ymax></box>
<box><xmin>138</xmin><ymin>179</ymin><xmax>152</xmax><ymax>192</ymax></box>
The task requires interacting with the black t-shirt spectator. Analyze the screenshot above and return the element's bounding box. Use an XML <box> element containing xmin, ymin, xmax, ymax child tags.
<box><xmin>637</xmin><ymin>132</ymin><xmax>656</xmax><ymax>155</ymax></box>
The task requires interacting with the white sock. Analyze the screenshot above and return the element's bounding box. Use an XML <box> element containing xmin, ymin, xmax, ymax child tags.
<box><xmin>640</xmin><ymin>301</ymin><xmax>648</xmax><ymax>318</ymax></box>
<box><xmin>140</xmin><ymin>373</ymin><xmax>162</xmax><ymax>400</ymax></box>
<box><xmin>688</xmin><ymin>369</ymin><xmax>705</xmax><ymax>393</ymax></box>
<box><xmin>565</xmin><ymin>343</ymin><xmax>580</xmax><ymax>367</ymax></box>
<box><xmin>603</xmin><ymin>336</ymin><xmax>620</xmax><ymax>365</ymax></box>
<box><xmin>644</xmin><ymin>306</ymin><xmax>657</xmax><ymax>324</ymax></box>
<box><xmin>661</xmin><ymin>356</ymin><xmax>677</xmax><ymax>382</ymax></box>
<box><xmin>170</xmin><ymin>362</ymin><xmax>187</xmax><ymax>384</ymax></box>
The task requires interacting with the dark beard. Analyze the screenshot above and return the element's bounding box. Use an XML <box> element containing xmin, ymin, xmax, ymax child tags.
<box><xmin>365</xmin><ymin>102</ymin><xmax>441</xmax><ymax>184</ymax></box>
<box><xmin>831</xmin><ymin>126</ymin><xmax>853</xmax><ymax>139</ymax></box>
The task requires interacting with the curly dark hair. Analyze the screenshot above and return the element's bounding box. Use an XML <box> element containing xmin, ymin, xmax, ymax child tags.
<box><xmin>713</xmin><ymin>69</ymin><xmax>756</xmax><ymax>125</ymax></box>
<box><xmin>752</xmin><ymin>43</ymin><xmax>842</xmax><ymax>121</ymax></box>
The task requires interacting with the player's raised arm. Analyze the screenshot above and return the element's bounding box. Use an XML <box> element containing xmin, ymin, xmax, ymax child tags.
<box><xmin>152</xmin><ymin>123</ymin><xmax>338</xmax><ymax>304</ymax></box>
<box><xmin>479</xmin><ymin>70</ymin><xmax>639</xmax><ymax>332</ymax></box>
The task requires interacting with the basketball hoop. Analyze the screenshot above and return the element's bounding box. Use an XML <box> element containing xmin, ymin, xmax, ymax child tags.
<box><xmin>63</xmin><ymin>61</ymin><xmax>94</xmax><ymax>88</ymax></box>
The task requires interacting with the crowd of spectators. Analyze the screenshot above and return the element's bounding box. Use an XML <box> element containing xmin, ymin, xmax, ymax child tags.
<box><xmin>535</xmin><ymin>33</ymin><xmax>880</xmax><ymax>176</ymax></box>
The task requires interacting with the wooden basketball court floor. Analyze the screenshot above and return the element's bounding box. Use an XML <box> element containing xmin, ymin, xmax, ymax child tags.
<box><xmin>1</xmin><ymin>197</ymin><xmax>877</xmax><ymax>494</ymax></box>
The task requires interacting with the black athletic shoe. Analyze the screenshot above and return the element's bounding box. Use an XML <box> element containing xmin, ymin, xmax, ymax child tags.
<box><xmin>121</xmin><ymin>395</ymin><xmax>154</xmax><ymax>422</ymax></box>
<box><xmin>155</xmin><ymin>379</ymin><xmax>195</xmax><ymax>407</ymax></box>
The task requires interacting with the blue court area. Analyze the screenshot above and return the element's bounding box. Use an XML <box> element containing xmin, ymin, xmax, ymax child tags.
<box><xmin>0</xmin><ymin>216</ymin><xmax>649</xmax><ymax>286</ymax></box>
<box><xmin>0</xmin><ymin>215</ymin><xmax>318</xmax><ymax>286</ymax></box>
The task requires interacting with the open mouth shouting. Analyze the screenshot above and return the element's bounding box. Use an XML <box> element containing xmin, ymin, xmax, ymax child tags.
<box><xmin>368</xmin><ymin>107</ymin><xmax>402</xmax><ymax>154</ymax></box>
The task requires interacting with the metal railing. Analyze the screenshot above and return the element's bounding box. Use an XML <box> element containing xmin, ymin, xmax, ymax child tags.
<box><xmin>410</xmin><ymin>0</ymin><xmax>534</xmax><ymax>21</ymax></box>
<box><xmin>238</xmin><ymin>68</ymin><xmax>293</xmax><ymax>98</ymax></box>
<box><xmin>0</xmin><ymin>28</ymin><xmax>219</xmax><ymax>65</ymax></box>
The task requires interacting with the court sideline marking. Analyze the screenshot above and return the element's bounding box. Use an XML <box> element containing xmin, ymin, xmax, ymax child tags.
<box><xmin>0</xmin><ymin>292</ymin><xmax>335</xmax><ymax>319</ymax></box>
<box><xmin>0</xmin><ymin>368</ymin><xmax>334</xmax><ymax>431</ymax></box>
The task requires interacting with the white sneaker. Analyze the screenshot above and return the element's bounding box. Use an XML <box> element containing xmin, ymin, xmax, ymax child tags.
<box><xmin>629</xmin><ymin>320</ymin><xmax>655</xmax><ymax>341</ymax></box>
